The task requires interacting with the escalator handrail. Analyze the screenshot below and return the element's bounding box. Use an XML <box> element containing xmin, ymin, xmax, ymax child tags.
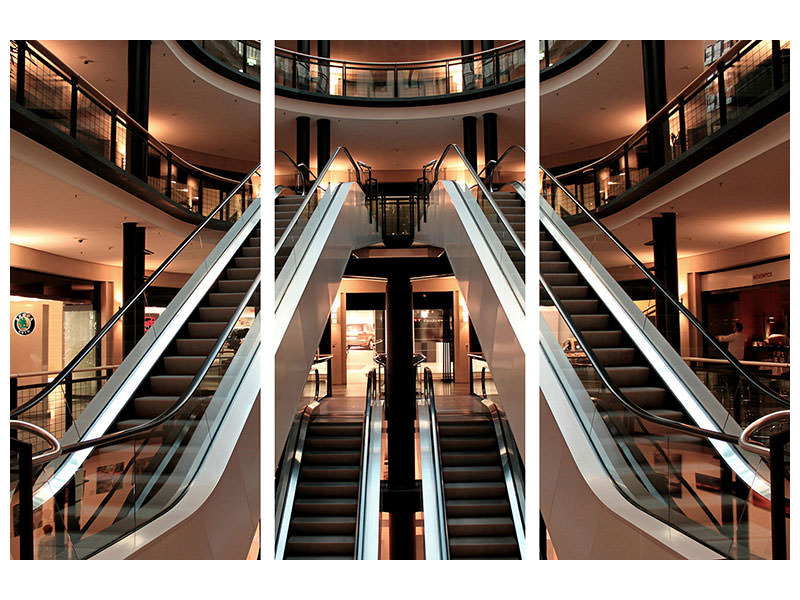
<box><xmin>10</xmin><ymin>164</ymin><xmax>261</xmax><ymax>419</ymax></box>
<box><xmin>739</xmin><ymin>410</ymin><xmax>790</xmax><ymax>457</ymax></box>
<box><xmin>481</xmin><ymin>144</ymin><xmax>526</xmax><ymax>191</ymax></box>
<box><xmin>432</xmin><ymin>143</ymin><xmax>525</xmax><ymax>255</ymax></box>
<box><xmin>421</xmin><ymin>367</ymin><xmax>449</xmax><ymax>559</ymax></box>
<box><xmin>13</xmin><ymin>40</ymin><xmax>241</xmax><ymax>189</ymax></box>
<box><xmin>10</xmin><ymin>420</ymin><xmax>61</xmax><ymax>465</ymax></box>
<box><xmin>40</xmin><ymin>273</ymin><xmax>260</xmax><ymax>457</ymax></box>
<box><xmin>275</xmin><ymin>149</ymin><xmax>317</xmax><ymax>191</ymax></box>
<box><xmin>540</xmin><ymin>274</ymin><xmax>741</xmax><ymax>445</ymax></box>
<box><xmin>551</xmin><ymin>40</ymin><xmax>756</xmax><ymax>180</ymax></box>
<box><xmin>275</xmin><ymin>146</ymin><xmax>365</xmax><ymax>254</ymax></box>
<box><xmin>354</xmin><ymin>369</ymin><xmax>381</xmax><ymax>559</ymax></box>
<box><xmin>540</xmin><ymin>165</ymin><xmax>788</xmax><ymax>408</ymax></box>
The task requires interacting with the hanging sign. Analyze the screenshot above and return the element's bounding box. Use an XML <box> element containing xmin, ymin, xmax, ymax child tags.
<box><xmin>13</xmin><ymin>312</ymin><xmax>36</xmax><ymax>336</ymax></box>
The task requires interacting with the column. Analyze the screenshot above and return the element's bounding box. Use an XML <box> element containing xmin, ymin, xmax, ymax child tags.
<box><xmin>317</xmin><ymin>118</ymin><xmax>330</xmax><ymax>174</ymax></box>
<box><xmin>296</xmin><ymin>116</ymin><xmax>310</xmax><ymax>186</ymax></box>
<box><xmin>651</xmin><ymin>212</ymin><xmax>680</xmax><ymax>350</ymax></box>
<box><xmin>385</xmin><ymin>273</ymin><xmax>416</xmax><ymax>559</ymax></box>
<box><xmin>462</xmin><ymin>116</ymin><xmax>478</xmax><ymax>172</ymax></box>
<box><xmin>461</xmin><ymin>40</ymin><xmax>475</xmax><ymax>91</ymax></box>
<box><xmin>127</xmin><ymin>41</ymin><xmax>151</xmax><ymax>182</ymax></box>
<box><xmin>122</xmin><ymin>222</ymin><xmax>146</xmax><ymax>357</ymax></box>
<box><xmin>641</xmin><ymin>40</ymin><xmax>668</xmax><ymax>172</ymax></box>
<box><xmin>482</xmin><ymin>112</ymin><xmax>498</xmax><ymax>183</ymax></box>
<box><xmin>317</xmin><ymin>40</ymin><xmax>330</xmax><ymax>94</ymax></box>
<box><xmin>481</xmin><ymin>40</ymin><xmax>495</xmax><ymax>86</ymax></box>
<box><xmin>297</xmin><ymin>41</ymin><xmax>310</xmax><ymax>90</ymax></box>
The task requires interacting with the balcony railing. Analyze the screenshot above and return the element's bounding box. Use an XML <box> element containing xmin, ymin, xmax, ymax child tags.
<box><xmin>539</xmin><ymin>40</ymin><xmax>592</xmax><ymax>71</ymax></box>
<box><xmin>275</xmin><ymin>41</ymin><xmax>524</xmax><ymax>101</ymax></box>
<box><xmin>188</xmin><ymin>40</ymin><xmax>260</xmax><ymax>81</ymax></box>
<box><xmin>10</xmin><ymin>40</ymin><xmax>259</xmax><ymax>222</ymax></box>
<box><xmin>542</xmin><ymin>40</ymin><xmax>789</xmax><ymax>217</ymax></box>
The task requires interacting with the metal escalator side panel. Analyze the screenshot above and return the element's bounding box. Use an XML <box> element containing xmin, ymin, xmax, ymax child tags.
<box><xmin>355</xmin><ymin>393</ymin><xmax>383</xmax><ymax>559</ymax></box>
<box><xmin>92</xmin><ymin>316</ymin><xmax>261</xmax><ymax>559</ymax></box>
<box><xmin>538</xmin><ymin>196</ymin><xmax>770</xmax><ymax>497</ymax></box>
<box><xmin>539</xmin><ymin>313</ymin><xmax>723</xmax><ymax>559</ymax></box>
<box><xmin>33</xmin><ymin>199</ymin><xmax>262</xmax><ymax>509</ymax></box>
<box><xmin>417</xmin><ymin>395</ymin><xmax>448</xmax><ymax>559</ymax></box>
<box><xmin>418</xmin><ymin>179</ymin><xmax>525</xmax><ymax>457</ymax></box>
<box><xmin>274</xmin><ymin>182</ymin><xmax>380</xmax><ymax>462</ymax></box>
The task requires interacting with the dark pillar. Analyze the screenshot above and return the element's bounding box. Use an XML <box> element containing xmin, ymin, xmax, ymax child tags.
<box><xmin>317</xmin><ymin>118</ymin><xmax>331</xmax><ymax>174</ymax></box>
<box><xmin>461</xmin><ymin>40</ymin><xmax>475</xmax><ymax>91</ymax></box>
<box><xmin>122</xmin><ymin>223</ymin><xmax>146</xmax><ymax>357</ymax></box>
<box><xmin>482</xmin><ymin>112</ymin><xmax>498</xmax><ymax>183</ymax></box>
<box><xmin>651</xmin><ymin>212</ymin><xmax>680</xmax><ymax>350</ymax></box>
<box><xmin>297</xmin><ymin>41</ymin><xmax>310</xmax><ymax>90</ymax></box>
<box><xmin>127</xmin><ymin>41</ymin><xmax>151</xmax><ymax>182</ymax></box>
<box><xmin>385</xmin><ymin>273</ymin><xmax>416</xmax><ymax>559</ymax></box>
<box><xmin>317</xmin><ymin>41</ymin><xmax>330</xmax><ymax>94</ymax></box>
<box><xmin>296</xmin><ymin>116</ymin><xmax>311</xmax><ymax>185</ymax></box>
<box><xmin>462</xmin><ymin>116</ymin><xmax>478</xmax><ymax>172</ymax></box>
<box><xmin>481</xmin><ymin>40</ymin><xmax>495</xmax><ymax>86</ymax></box>
<box><xmin>641</xmin><ymin>40</ymin><xmax>668</xmax><ymax>172</ymax></box>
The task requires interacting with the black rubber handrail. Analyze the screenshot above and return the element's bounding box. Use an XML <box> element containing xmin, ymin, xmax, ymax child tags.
<box><xmin>552</xmin><ymin>40</ymin><xmax>754</xmax><ymax>180</ymax></box>
<box><xmin>275</xmin><ymin>149</ymin><xmax>316</xmax><ymax>193</ymax></box>
<box><xmin>48</xmin><ymin>273</ymin><xmax>260</xmax><ymax>457</ymax></box>
<box><xmin>14</xmin><ymin>41</ymin><xmax>240</xmax><ymax>188</ymax></box>
<box><xmin>11</xmin><ymin>164</ymin><xmax>261</xmax><ymax>418</ymax></box>
<box><xmin>274</xmin><ymin>146</ymin><xmax>366</xmax><ymax>253</ymax></box>
<box><xmin>540</xmin><ymin>165</ymin><xmax>788</xmax><ymax>408</ymax></box>
<box><xmin>483</xmin><ymin>144</ymin><xmax>526</xmax><ymax>192</ymax></box>
<box><xmin>540</xmin><ymin>274</ymin><xmax>740</xmax><ymax>444</ymax></box>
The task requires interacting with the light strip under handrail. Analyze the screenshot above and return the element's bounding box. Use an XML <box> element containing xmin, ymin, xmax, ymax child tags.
<box><xmin>553</xmin><ymin>40</ymin><xmax>754</xmax><ymax>180</ymax></box>
<box><xmin>739</xmin><ymin>410</ymin><xmax>790</xmax><ymax>457</ymax></box>
<box><xmin>540</xmin><ymin>165</ymin><xmax>788</xmax><ymax>408</ymax></box>
<box><xmin>10</xmin><ymin>164</ymin><xmax>261</xmax><ymax>418</ymax></box>
<box><xmin>10</xmin><ymin>420</ymin><xmax>62</xmax><ymax>465</ymax></box>
<box><xmin>433</xmin><ymin>143</ymin><xmax>525</xmax><ymax>255</ymax></box>
<box><xmin>274</xmin><ymin>146</ymin><xmax>364</xmax><ymax>253</ymax></box>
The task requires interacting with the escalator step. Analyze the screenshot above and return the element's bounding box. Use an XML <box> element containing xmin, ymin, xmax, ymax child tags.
<box><xmin>571</xmin><ymin>314</ymin><xmax>611</xmax><ymax>330</ymax></box>
<box><xmin>208</xmin><ymin>292</ymin><xmax>248</xmax><ymax>307</ymax></box>
<box><xmin>289</xmin><ymin>516</ymin><xmax>356</xmax><ymax>535</ymax></box>
<box><xmin>444</xmin><ymin>481</ymin><xmax>507</xmax><ymax>499</ymax></box>
<box><xmin>448</xmin><ymin>536</ymin><xmax>519</xmax><ymax>558</ymax></box>
<box><xmin>176</xmin><ymin>338</ymin><xmax>217</xmax><ymax>355</ymax></box>
<box><xmin>217</xmin><ymin>279</ymin><xmax>253</xmax><ymax>293</ymax></box>
<box><xmin>226</xmin><ymin>266</ymin><xmax>259</xmax><ymax>280</ymax></box>
<box><xmin>292</xmin><ymin>498</ymin><xmax>358</xmax><ymax>515</ymax></box>
<box><xmin>447</xmin><ymin>517</ymin><xmax>515</xmax><ymax>537</ymax></box>
<box><xmin>440</xmin><ymin>437</ymin><xmax>497</xmax><ymax>451</ymax></box>
<box><xmin>445</xmin><ymin>499</ymin><xmax>512</xmax><ymax>517</ymax></box>
<box><xmin>234</xmin><ymin>256</ymin><xmax>260</xmax><ymax>268</ymax></box>
<box><xmin>442</xmin><ymin>465</ymin><xmax>503</xmax><ymax>482</ymax></box>
<box><xmin>133</xmin><ymin>396</ymin><xmax>180</xmax><ymax>418</ymax></box>
<box><xmin>605</xmin><ymin>366</ymin><xmax>651</xmax><ymax>387</ymax></box>
<box><xmin>540</xmin><ymin>250</ymin><xmax>562</xmax><ymax>262</ymax></box>
<box><xmin>540</xmin><ymin>261</ymin><xmax>571</xmax><ymax>273</ymax></box>
<box><xmin>540</xmin><ymin>240</ymin><xmax>554</xmax><ymax>251</ymax></box>
<box><xmin>240</xmin><ymin>246</ymin><xmax>259</xmax><ymax>258</ymax></box>
<box><xmin>302</xmin><ymin>450</ymin><xmax>361</xmax><ymax>465</ymax></box>
<box><xmin>306</xmin><ymin>423</ymin><xmax>364</xmax><ymax>436</ymax></box>
<box><xmin>437</xmin><ymin>422</ymin><xmax>494</xmax><ymax>436</ymax></box>
<box><xmin>296</xmin><ymin>481</ymin><xmax>358</xmax><ymax>498</ymax></box>
<box><xmin>304</xmin><ymin>436</ymin><xmax>362</xmax><ymax>450</ymax></box>
<box><xmin>285</xmin><ymin>536</ymin><xmax>355</xmax><ymax>556</ymax></box>
<box><xmin>541</xmin><ymin>272</ymin><xmax>579</xmax><ymax>286</ymax></box>
<box><xmin>550</xmin><ymin>285</ymin><xmax>589</xmax><ymax>299</ymax></box>
<box><xmin>300</xmin><ymin>465</ymin><xmax>360</xmax><ymax>480</ymax></box>
<box><xmin>198</xmin><ymin>306</ymin><xmax>237</xmax><ymax>322</ymax></box>
<box><xmin>149</xmin><ymin>374</ymin><xmax>194</xmax><ymax>396</ymax></box>
<box><xmin>163</xmin><ymin>355</ymin><xmax>206</xmax><ymax>375</ymax></box>
<box><xmin>593</xmin><ymin>347</ymin><xmax>636</xmax><ymax>366</ymax></box>
<box><xmin>581</xmin><ymin>330</ymin><xmax>623</xmax><ymax>348</ymax></box>
<box><xmin>439</xmin><ymin>451</ymin><xmax>499</xmax><ymax>466</ymax></box>
<box><xmin>560</xmin><ymin>298</ymin><xmax>598</xmax><ymax>314</ymax></box>
<box><xmin>188</xmin><ymin>321</ymin><xmax>227</xmax><ymax>338</ymax></box>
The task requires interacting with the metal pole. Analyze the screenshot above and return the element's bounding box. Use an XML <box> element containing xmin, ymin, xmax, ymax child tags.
<box><xmin>769</xmin><ymin>430</ymin><xmax>789</xmax><ymax>559</ymax></box>
<box><xmin>12</xmin><ymin>439</ymin><xmax>34</xmax><ymax>559</ymax></box>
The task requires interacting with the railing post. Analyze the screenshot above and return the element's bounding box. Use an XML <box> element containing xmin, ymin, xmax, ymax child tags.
<box><xmin>543</xmin><ymin>40</ymin><xmax>550</xmax><ymax>68</ymax></box>
<box><xmin>165</xmin><ymin>154</ymin><xmax>172</xmax><ymax>200</ymax></box>
<box><xmin>11</xmin><ymin>377</ymin><xmax>18</xmax><ymax>439</ymax></box>
<box><xmin>69</xmin><ymin>76</ymin><xmax>79</xmax><ymax>138</ymax></box>
<box><xmin>469</xmin><ymin>356</ymin><xmax>474</xmax><ymax>396</ymax></box>
<box><xmin>241</xmin><ymin>41</ymin><xmax>248</xmax><ymax>75</ymax></box>
<box><xmin>445</xmin><ymin>61</ymin><xmax>450</xmax><ymax>94</ymax></box>
<box><xmin>772</xmin><ymin>40</ymin><xmax>783</xmax><ymax>91</ymax></box>
<box><xmin>15</xmin><ymin>40</ymin><xmax>27</xmax><ymax>106</ymax></box>
<box><xmin>65</xmin><ymin>371</ymin><xmax>74</xmax><ymax>430</ymax></box>
<box><xmin>393</xmin><ymin>65</ymin><xmax>399</xmax><ymax>98</ymax></box>
<box><xmin>110</xmin><ymin>110</ymin><xmax>118</xmax><ymax>164</ymax></box>
<box><xmin>623</xmin><ymin>144</ymin><xmax>631</xmax><ymax>189</ymax></box>
<box><xmin>11</xmin><ymin>438</ymin><xmax>34</xmax><ymax>559</ymax></box>
<box><xmin>481</xmin><ymin>366</ymin><xmax>487</xmax><ymax>398</ymax></box>
<box><xmin>769</xmin><ymin>429</ymin><xmax>789</xmax><ymax>560</ymax></box>
<box><xmin>197</xmin><ymin>176</ymin><xmax>204</xmax><ymax>215</ymax></box>
<box><xmin>717</xmin><ymin>63</ymin><xmax>728</xmax><ymax>128</ymax></box>
<box><xmin>678</xmin><ymin>98</ymin><xmax>687</xmax><ymax>153</ymax></box>
<box><xmin>592</xmin><ymin>167</ymin><xmax>601</xmax><ymax>209</ymax></box>
<box><xmin>291</xmin><ymin>54</ymin><xmax>297</xmax><ymax>89</ymax></box>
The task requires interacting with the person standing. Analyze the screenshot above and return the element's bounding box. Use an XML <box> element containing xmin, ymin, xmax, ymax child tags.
<box><xmin>718</xmin><ymin>321</ymin><xmax>745</xmax><ymax>360</ymax></box>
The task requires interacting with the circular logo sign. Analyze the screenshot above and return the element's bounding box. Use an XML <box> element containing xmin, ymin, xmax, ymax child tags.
<box><xmin>13</xmin><ymin>312</ymin><xmax>36</xmax><ymax>336</ymax></box>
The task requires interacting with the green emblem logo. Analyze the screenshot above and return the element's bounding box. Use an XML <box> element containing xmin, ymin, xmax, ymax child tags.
<box><xmin>13</xmin><ymin>312</ymin><xmax>36</xmax><ymax>336</ymax></box>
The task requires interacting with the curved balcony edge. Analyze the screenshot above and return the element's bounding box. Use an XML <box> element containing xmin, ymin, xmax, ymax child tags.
<box><xmin>11</xmin><ymin>102</ymin><xmax>233</xmax><ymax>231</ymax></box>
<box><xmin>275</xmin><ymin>78</ymin><xmax>524</xmax><ymax>107</ymax></box>
<box><xmin>177</xmin><ymin>40</ymin><xmax>260</xmax><ymax>90</ymax></box>
<box><xmin>555</xmin><ymin>85</ymin><xmax>788</xmax><ymax>226</ymax></box>
<box><xmin>539</xmin><ymin>41</ymin><xmax>608</xmax><ymax>80</ymax></box>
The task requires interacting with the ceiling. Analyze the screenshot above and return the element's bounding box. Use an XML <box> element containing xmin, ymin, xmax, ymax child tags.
<box><xmin>578</xmin><ymin>137</ymin><xmax>789</xmax><ymax>270</ymax></box>
<box><xmin>540</xmin><ymin>40</ymin><xmax>707</xmax><ymax>163</ymax></box>
<box><xmin>39</xmin><ymin>40</ymin><xmax>260</xmax><ymax>166</ymax></box>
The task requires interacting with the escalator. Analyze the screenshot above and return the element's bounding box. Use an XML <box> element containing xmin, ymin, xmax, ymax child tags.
<box><xmin>539</xmin><ymin>166</ymin><xmax>789</xmax><ymax>559</ymax></box>
<box><xmin>10</xmin><ymin>168</ymin><xmax>261</xmax><ymax>560</ymax></box>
